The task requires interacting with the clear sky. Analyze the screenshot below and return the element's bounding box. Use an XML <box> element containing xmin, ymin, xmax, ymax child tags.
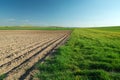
<box><xmin>0</xmin><ymin>0</ymin><xmax>120</xmax><ymax>27</ymax></box>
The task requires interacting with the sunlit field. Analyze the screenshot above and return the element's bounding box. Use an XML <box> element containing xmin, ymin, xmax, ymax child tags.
<box><xmin>35</xmin><ymin>27</ymin><xmax>120</xmax><ymax>80</ymax></box>
<box><xmin>0</xmin><ymin>27</ymin><xmax>72</xmax><ymax>80</ymax></box>
<box><xmin>0</xmin><ymin>26</ymin><xmax>72</xmax><ymax>30</ymax></box>
<box><xmin>1</xmin><ymin>0</ymin><xmax>120</xmax><ymax>80</ymax></box>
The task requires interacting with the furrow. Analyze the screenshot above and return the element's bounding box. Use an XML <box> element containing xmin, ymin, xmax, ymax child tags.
<box><xmin>0</xmin><ymin>38</ymin><xmax>56</xmax><ymax>75</ymax></box>
<box><xmin>0</xmin><ymin>39</ymin><xmax>45</xmax><ymax>65</ymax></box>
<box><xmin>4</xmin><ymin>34</ymin><xmax>67</xmax><ymax>80</ymax></box>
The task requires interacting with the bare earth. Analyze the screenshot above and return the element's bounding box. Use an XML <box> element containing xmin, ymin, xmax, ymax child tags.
<box><xmin>0</xmin><ymin>30</ymin><xmax>71</xmax><ymax>80</ymax></box>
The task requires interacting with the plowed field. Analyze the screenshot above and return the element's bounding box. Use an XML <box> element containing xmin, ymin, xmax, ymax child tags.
<box><xmin>0</xmin><ymin>30</ymin><xmax>71</xmax><ymax>80</ymax></box>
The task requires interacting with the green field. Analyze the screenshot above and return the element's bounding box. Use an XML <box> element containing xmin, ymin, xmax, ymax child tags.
<box><xmin>91</xmin><ymin>26</ymin><xmax>120</xmax><ymax>32</ymax></box>
<box><xmin>0</xmin><ymin>26</ymin><xmax>73</xmax><ymax>30</ymax></box>
<box><xmin>0</xmin><ymin>26</ymin><xmax>119</xmax><ymax>80</ymax></box>
<box><xmin>34</xmin><ymin>27</ymin><xmax>120</xmax><ymax>80</ymax></box>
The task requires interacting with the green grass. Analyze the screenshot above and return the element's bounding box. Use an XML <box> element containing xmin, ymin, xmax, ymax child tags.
<box><xmin>91</xmin><ymin>26</ymin><xmax>120</xmax><ymax>32</ymax></box>
<box><xmin>0</xmin><ymin>26</ymin><xmax>73</xmax><ymax>30</ymax></box>
<box><xmin>0</xmin><ymin>74</ymin><xmax>6</xmax><ymax>80</ymax></box>
<box><xmin>35</xmin><ymin>27</ymin><xmax>120</xmax><ymax>80</ymax></box>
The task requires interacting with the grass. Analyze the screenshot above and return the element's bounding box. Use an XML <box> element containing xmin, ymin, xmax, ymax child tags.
<box><xmin>0</xmin><ymin>26</ymin><xmax>73</xmax><ymax>30</ymax></box>
<box><xmin>35</xmin><ymin>27</ymin><xmax>120</xmax><ymax>80</ymax></box>
<box><xmin>0</xmin><ymin>74</ymin><xmax>6</xmax><ymax>80</ymax></box>
<box><xmin>91</xmin><ymin>26</ymin><xmax>120</xmax><ymax>32</ymax></box>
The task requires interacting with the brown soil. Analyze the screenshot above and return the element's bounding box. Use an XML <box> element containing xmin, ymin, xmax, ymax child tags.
<box><xmin>0</xmin><ymin>30</ymin><xmax>71</xmax><ymax>80</ymax></box>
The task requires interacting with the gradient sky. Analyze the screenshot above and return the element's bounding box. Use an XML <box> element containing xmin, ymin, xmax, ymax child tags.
<box><xmin>0</xmin><ymin>0</ymin><xmax>120</xmax><ymax>27</ymax></box>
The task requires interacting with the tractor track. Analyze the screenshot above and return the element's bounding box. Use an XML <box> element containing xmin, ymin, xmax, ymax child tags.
<box><xmin>22</xmin><ymin>33</ymin><xmax>71</xmax><ymax>80</ymax></box>
<box><xmin>0</xmin><ymin>39</ymin><xmax>51</xmax><ymax>66</ymax></box>
<box><xmin>4</xmin><ymin>34</ymin><xmax>69</xmax><ymax>80</ymax></box>
<box><xmin>0</xmin><ymin>30</ymin><xmax>71</xmax><ymax>80</ymax></box>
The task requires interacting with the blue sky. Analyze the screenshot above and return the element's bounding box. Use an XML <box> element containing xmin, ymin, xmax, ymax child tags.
<box><xmin>0</xmin><ymin>0</ymin><xmax>120</xmax><ymax>27</ymax></box>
